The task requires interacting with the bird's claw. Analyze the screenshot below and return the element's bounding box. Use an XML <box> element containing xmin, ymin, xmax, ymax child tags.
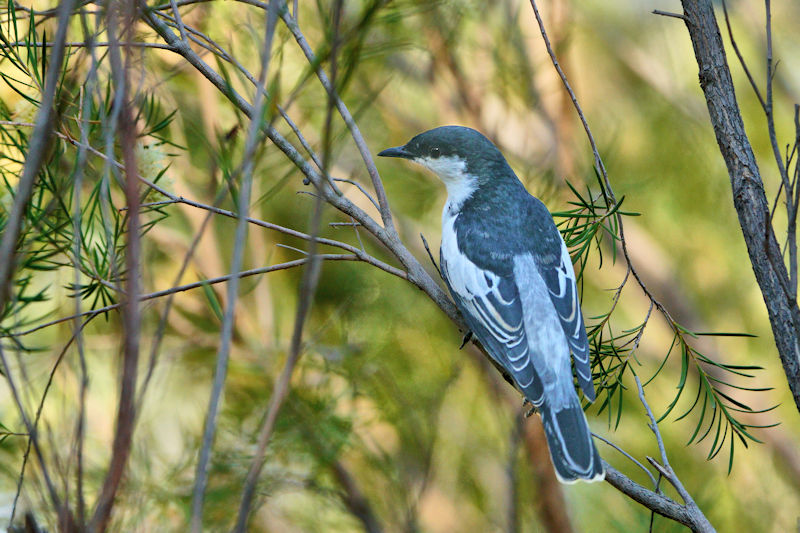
<box><xmin>459</xmin><ymin>330</ymin><xmax>473</xmax><ymax>349</ymax></box>
<box><xmin>522</xmin><ymin>398</ymin><xmax>537</xmax><ymax>418</ymax></box>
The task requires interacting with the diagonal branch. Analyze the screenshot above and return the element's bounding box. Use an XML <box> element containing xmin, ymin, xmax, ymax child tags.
<box><xmin>279</xmin><ymin>7</ymin><xmax>395</xmax><ymax>231</ymax></box>
<box><xmin>634</xmin><ymin>376</ymin><xmax>714</xmax><ymax>532</ymax></box>
<box><xmin>679</xmin><ymin>0</ymin><xmax>800</xmax><ymax>413</ymax></box>
<box><xmin>0</xmin><ymin>0</ymin><xmax>77</xmax><ymax>525</ymax></box>
<box><xmin>139</xmin><ymin>0</ymin><xmax>461</xmax><ymax>329</ymax></box>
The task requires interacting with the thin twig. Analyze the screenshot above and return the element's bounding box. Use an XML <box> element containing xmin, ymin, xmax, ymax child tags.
<box><xmin>420</xmin><ymin>233</ymin><xmax>442</xmax><ymax>279</ymax></box>
<box><xmin>234</xmin><ymin>1</ymin><xmax>338</xmax><ymax>527</ymax></box>
<box><xmin>652</xmin><ymin>10</ymin><xmax>686</xmax><ymax>21</ymax></box>
<box><xmin>0</xmin><ymin>344</ymin><xmax>64</xmax><ymax>522</ymax></box>
<box><xmin>763</xmin><ymin>0</ymin><xmax>797</xmax><ymax>298</ymax></box>
<box><xmin>592</xmin><ymin>432</ymin><xmax>657</xmax><ymax>488</ymax></box>
<box><xmin>190</xmin><ymin>3</ymin><xmax>279</xmax><ymax>529</ymax></box>
<box><xmin>9</xmin><ymin>321</ymin><xmax>88</xmax><ymax>525</ymax></box>
<box><xmin>89</xmin><ymin>2</ymin><xmax>143</xmax><ymax>528</ymax></box>
<box><xmin>333</xmin><ymin>177</ymin><xmax>380</xmax><ymax>211</ymax></box>
<box><xmin>633</xmin><ymin>375</ymin><xmax>714</xmax><ymax>532</ymax></box>
<box><xmin>168</xmin><ymin>0</ymin><xmax>187</xmax><ymax>41</ymax></box>
<box><xmin>329</xmin><ymin>221</ymin><xmax>362</xmax><ymax>227</ymax></box>
<box><xmin>0</xmin><ymin>40</ymin><xmax>174</xmax><ymax>49</ymax></box>
<box><xmin>0</xmin><ymin>0</ymin><xmax>77</xmax><ymax>521</ymax></box>
<box><xmin>276</xmin><ymin>243</ymin><xmax>309</xmax><ymax>255</ymax></box>
<box><xmin>279</xmin><ymin>8</ymin><xmax>395</xmax><ymax>230</ymax></box>
<box><xmin>71</xmin><ymin>17</ymin><xmax>100</xmax><ymax>524</ymax></box>
<box><xmin>720</xmin><ymin>0</ymin><xmax>766</xmax><ymax>111</ymax></box>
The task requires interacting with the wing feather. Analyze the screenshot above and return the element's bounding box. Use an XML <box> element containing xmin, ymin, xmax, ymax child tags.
<box><xmin>534</xmin><ymin>239</ymin><xmax>594</xmax><ymax>400</ymax></box>
<box><xmin>441</xmin><ymin>247</ymin><xmax>544</xmax><ymax>404</ymax></box>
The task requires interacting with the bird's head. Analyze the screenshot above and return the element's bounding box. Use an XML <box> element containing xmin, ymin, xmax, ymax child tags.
<box><xmin>378</xmin><ymin>126</ymin><xmax>504</xmax><ymax>187</ymax></box>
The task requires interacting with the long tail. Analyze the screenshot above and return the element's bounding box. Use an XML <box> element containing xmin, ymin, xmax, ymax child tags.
<box><xmin>539</xmin><ymin>396</ymin><xmax>604</xmax><ymax>483</ymax></box>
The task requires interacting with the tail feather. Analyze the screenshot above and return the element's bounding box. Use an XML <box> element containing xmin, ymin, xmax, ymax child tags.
<box><xmin>539</xmin><ymin>397</ymin><xmax>604</xmax><ymax>483</ymax></box>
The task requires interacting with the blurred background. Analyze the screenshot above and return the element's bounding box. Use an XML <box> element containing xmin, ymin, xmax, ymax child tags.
<box><xmin>1</xmin><ymin>0</ymin><xmax>799</xmax><ymax>531</ymax></box>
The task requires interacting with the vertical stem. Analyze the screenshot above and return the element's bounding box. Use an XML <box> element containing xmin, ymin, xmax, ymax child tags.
<box><xmin>763</xmin><ymin>0</ymin><xmax>796</xmax><ymax>298</ymax></box>
<box><xmin>190</xmin><ymin>2</ymin><xmax>279</xmax><ymax>530</ymax></box>
<box><xmin>0</xmin><ymin>0</ymin><xmax>77</xmax><ymax>525</ymax></box>
<box><xmin>73</xmin><ymin>11</ymin><xmax>100</xmax><ymax>524</ymax></box>
<box><xmin>88</xmin><ymin>1</ymin><xmax>141</xmax><ymax>529</ymax></box>
<box><xmin>233</xmin><ymin>2</ymin><xmax>342</xmax><ymax>528</ymax></box>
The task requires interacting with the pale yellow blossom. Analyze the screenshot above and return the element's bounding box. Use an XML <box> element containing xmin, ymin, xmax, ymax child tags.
<box><xmin>12</xmin><ymin>97</ymin><xmax>38</xmax><ymax>124</ymax></box>
<box><xmin>0</xmin><ymin>186</ymin><xmax>14</xmax><ymax>220</ymax></box>
<box><xmin>135</xmin><ymin>142</ymin><xmax>173</xmax><ymax>200</ymax></box>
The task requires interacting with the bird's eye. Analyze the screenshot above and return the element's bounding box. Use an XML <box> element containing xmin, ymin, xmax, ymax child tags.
<box><xmin>430</xmin><ymin>147</ymin><xmax>441</xmax><ymax>158</ymax></box>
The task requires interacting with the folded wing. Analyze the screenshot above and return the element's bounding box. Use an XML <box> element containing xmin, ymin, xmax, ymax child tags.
<box><xmin>441</xmin><ymin>247</ymin><xmax>544</xmax><ymax>406</ymax></box>
<box><xmin>533</xmin><ymin>238</ymin><xmax>594</xmax><ymax>400</ymax></box>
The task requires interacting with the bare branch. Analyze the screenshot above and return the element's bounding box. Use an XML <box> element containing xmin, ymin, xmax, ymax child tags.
<box><xmin>763</xmin><ymin>0</ymin><xmax>798</xmax><ymax>298</ymax></box>
<box><xmin>679</xmin><ymin>0</ymin><xmax>800</xmax><ymax>412</ymax></box>
<box><xmin>168</xmin><ymin>0</ymin><xmax>187</xmax><ymax>42</ymax></box>
<box><xmin>0</xmin><ymin>0</ymin><xmax>77</xmax><ymax>523</ymax></box>
<box><xmin>652</xmin><ymin>10</ymin><xmax>686</xmax><ymax>21</ymax></box>
<box><xmin>190</xmin><ymin>3</ymin><xmax>280</xmax><ymax>528</ymax></box>
<box><xmin>0</xmin><ymin>40</ymin><xmax>174</xmax><ymax>49</ymax></box>
<box><xmin>720</xmin><ymin>0</ymin><xmax>766</xmax><ymax>112</ymax></box>
<box><xmin>633</xmin><ymin>375</ymin><xmax>712</xmax><ymax>531</ymax></box>
<box><xmin>279</xmin><ymin>8</ymin><xmax>395</xmax><ymax>231</ymax></box>
<box><xmin>592</xmin><ymin>432</ymin><xmax>657</xmax><ymax>488</ymax></box>
<box><xmin>89</xmin><ymin>2</ymin><xmax>143</xmax><ymax>528</ymax></box>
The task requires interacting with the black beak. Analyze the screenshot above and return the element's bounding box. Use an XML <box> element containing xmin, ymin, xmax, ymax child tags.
<box><xmin>378</xmin><ymin>145</ymin><xmax>413</xmax><ymax>159</ymax></box>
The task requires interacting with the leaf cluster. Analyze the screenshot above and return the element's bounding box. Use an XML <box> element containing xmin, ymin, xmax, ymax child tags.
<box><xmin>553</xmin><ymin>176</ymin><xmax>774</xmax><ymax>471</ymax></box>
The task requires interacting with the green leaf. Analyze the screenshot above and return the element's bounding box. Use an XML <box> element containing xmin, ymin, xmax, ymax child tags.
<box><xmin>201</xmin><ymin>281</ymin><xmax>224</xmax><ymax>323</ymax></box>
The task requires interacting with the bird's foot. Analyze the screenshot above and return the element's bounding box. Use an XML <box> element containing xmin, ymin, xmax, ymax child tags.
<box><xmin>459</xmin><ymin>330</ymin><xmax>473</xmax><ymax>349</ymax></box>
<box><xmin>522</xmin><ymin>398</ymin><xmax>537</xmax><ymax>418</ymax></box>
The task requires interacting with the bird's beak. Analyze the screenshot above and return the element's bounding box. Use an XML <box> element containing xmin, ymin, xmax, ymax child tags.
<box><xmin>378</xmin><ymin>145</ymin><xmax>413</xmax><ymax>159</ymax></box>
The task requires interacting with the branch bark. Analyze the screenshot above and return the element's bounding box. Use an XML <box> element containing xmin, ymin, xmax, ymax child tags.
<box><xmin>679</xmin><ymin>0</ymin><xmax>800</xmax><ymax>413</ymax></box>
<box><xmin>89</xmin><ymin>3</ymin><xmax>142</xmax><ymax>530</ymax></box>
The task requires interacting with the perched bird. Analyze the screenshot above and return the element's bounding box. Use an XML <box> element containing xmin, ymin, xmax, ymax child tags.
<box><xmin>379</xmin><ymin>126</ymin><xmax>604</xmax><ymax>483</ymax></box>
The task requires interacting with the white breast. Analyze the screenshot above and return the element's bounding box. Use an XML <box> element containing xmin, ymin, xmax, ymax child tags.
<box><xmin>441</xmin><ymin>204</ymin><xmax>460</xmax><ymax>269</ymax></box>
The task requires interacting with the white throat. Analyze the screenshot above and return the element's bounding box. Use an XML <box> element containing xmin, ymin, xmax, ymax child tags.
<box><xmin>416</xmin><ymin>155</ymin><xmax>477</xmax><ymax>210</ymax></box>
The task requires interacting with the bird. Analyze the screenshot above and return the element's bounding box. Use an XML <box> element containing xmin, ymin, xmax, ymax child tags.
<box><xmin>378</xmin><ymin>125</ymin><xmax>604</xmax><ymax>483</ymax></box>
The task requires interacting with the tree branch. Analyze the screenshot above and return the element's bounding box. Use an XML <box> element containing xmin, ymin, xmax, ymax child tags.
<box><xmin>190</xmin><ymin>4</ymin><xmax>279</xmax><ymax>527</ymax></box>
<box><xmin>139</xmin><ymin>0</ymin><xmax>462</xmax><ymax>331</ymax></box>
<box><xmin>679</xmin><ymin>0</ymin><xmax>800</xmax><ymax>413</ymax></box>
<box><xmin>0</xmin><ymin>0</ymin><xmax>77</xmax><ymax>525</ymax></box>
<box><xmin>89</xmin><ymin>3</ymin><xmax>142</xmax><ymax>529</ymax></box>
